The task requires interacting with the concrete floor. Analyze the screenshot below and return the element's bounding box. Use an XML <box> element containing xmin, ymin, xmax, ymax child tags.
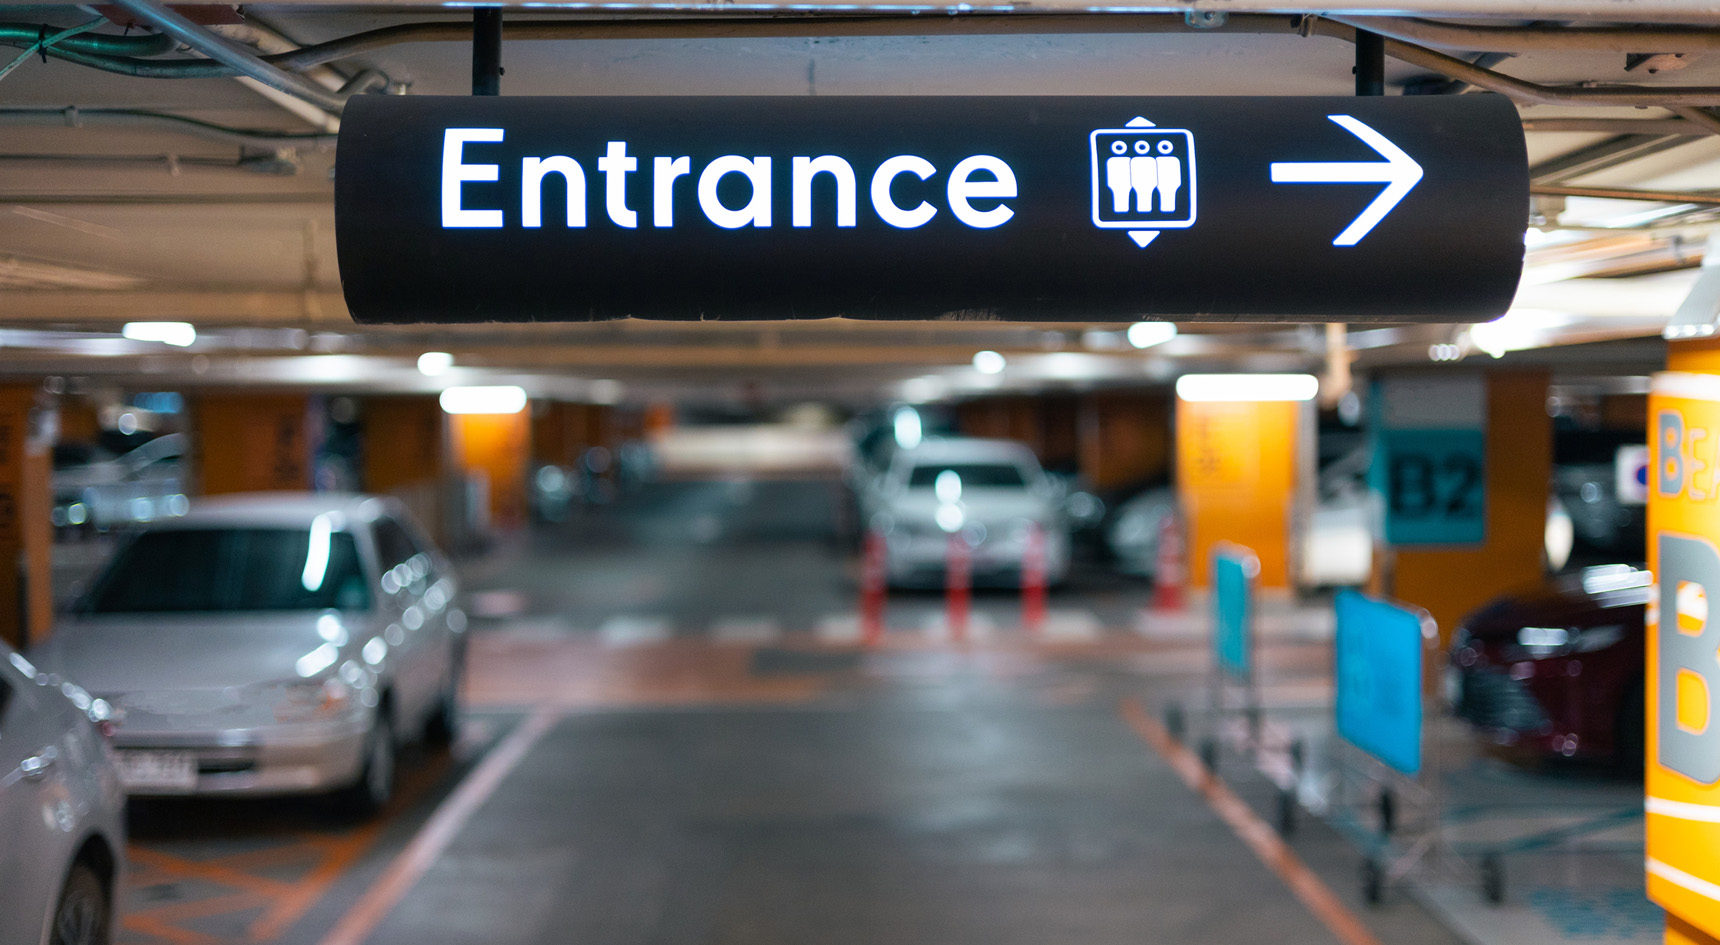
<box><xmin>79</xmin><ymin>477</ymin><xmax>1649</xmax><ymax>945</ymax></box>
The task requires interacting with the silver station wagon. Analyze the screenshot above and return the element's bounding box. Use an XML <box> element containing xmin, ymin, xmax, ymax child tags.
<box><xmin>30</xmin><ymin>493</ymin><xmax>466</xmax><ymax>814</ymax></box>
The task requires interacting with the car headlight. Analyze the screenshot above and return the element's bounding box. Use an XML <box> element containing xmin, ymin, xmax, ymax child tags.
<box><xmin>271</xmin><ymin>678</ymin><xmax>355</xmax><ymax>722</ymax></box>
<box><xmin>1513</xmin><ymin>624</ymin><xmax>1626</xmax><ymax>659</ymax></box>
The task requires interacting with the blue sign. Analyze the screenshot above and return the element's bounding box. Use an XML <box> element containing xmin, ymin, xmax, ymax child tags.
<box><xmin>1334</xmin><ymin>589</ymin><xmax>1427</xmax><ymax>776</ymax></box>
<box><xmin>1213</xmin><ymin>549</ymin><xmax>1254</xmax><ymax>681</ymax></box>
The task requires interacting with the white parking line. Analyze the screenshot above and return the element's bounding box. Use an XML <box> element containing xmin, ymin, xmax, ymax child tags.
<box><xmin>1134</xmin><ymin>609</ymin><xmax>1206</xmax><ymax>640</ymax></box>
<box><xmin>815</xmin><ymin>613</ymin><xmax>863</xmax><ymax>644</ymax></box>
<box><xmin>599</xmin><ymin>615</ymin><xmax>673</xmax><ymax>647</ymax></box>
<box><xmin>1039</xmin><ymin>609</ymin><xmax>1103</xmax><ymax>642</ymax></box>
<box><xmin>466</xmin><ymin>589</ymin><xmax>529</xmax><ymax>618</ymax></box>
<box><xmin>318</xmin><ymin>708</ymin><xmax>560</xmax><ymax>945</ymax></box>
<box><xmin>921</xmin><ymin>610</ymin><xmax>999</xmax><ymax>642</ymax></box>
<box><xmin>711</xmin><ymin>616</ymin><xmax>782</xmax><ymax>645</ymax></box>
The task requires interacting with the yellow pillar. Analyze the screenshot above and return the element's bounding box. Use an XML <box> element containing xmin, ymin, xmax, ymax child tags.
<box><xmin>1388</xmin><ymin>371</ymin><xmax>1551</xmax><ymax>640</ymax></box>
<box><xmin>191</xmin><ymin>393</ymin><xmax>311</xmax><ymax>495</ymax></box>
<box><xmin>0</xmin><ymin>387</ymin><xmax>54</xmax><ymax>648</ymax></box>
<box><xmin>449</xmin><ymin>408</ymin><xmax>531</xmax><ymax>531</ymax></box>
<box><xmin>1175</xmin><ymin>398</ymin><xmax>1299</xmax><ymax>589</ymax></box>
<box><xmin>1646</xmin><ymin>340</ymin><xmax>1720</xmax><ymax>945</ymax></box>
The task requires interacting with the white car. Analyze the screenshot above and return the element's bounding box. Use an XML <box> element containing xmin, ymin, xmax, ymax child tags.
<box><xmin>30</xmin><ymin>493</ymin><xmax>466</xmax><ymax>815</ymax></box>
<box><xmin>1</xmin><ymin>641</ymin><xmax>126</xmax><ymax>945</ymax></box>
<box><xmin>863</xmin><ymin>438</ymin><xmax>1070</xmax><ymax>588</ymax></box>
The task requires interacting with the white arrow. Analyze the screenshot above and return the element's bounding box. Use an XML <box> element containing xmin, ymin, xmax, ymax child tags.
<box><xmin>1269</xmin><ymin>115</ymin><xmax>1423</xmax><ymax>247</ymax></box>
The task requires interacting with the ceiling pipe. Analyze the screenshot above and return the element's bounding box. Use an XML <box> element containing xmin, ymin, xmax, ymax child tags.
<box><xmin>1531</xmin><ymin>184</ymin><xmax>1720</xmax><ymax>206</ymax></box>
<box><xmin>1335</xmin><ymin>16</ymin><xmax>1720</xmax><ymax>53</ymax></box>
<box><xmin>15</xmin><ymin>9</ymin><xmax>1720</xmax><ymax>122</ymax></box>
<box><xmin>0</xmin><ymin>108</ymin><xmax>337</xmax><ymax>147</ymax></box>
<box><xmin>1308</xmin><ymin>18</ymin><xmax>1720</xmax><ymax>111</ymax></box>
<box><xmin>1521</xmin><ymin>118</ymin><xmax>1708</xmax><ymax>134</ymax></box>
<box><xmin>106</xmin><ymin>0</ymin><xmax>348</xmax><ymax>112</ymax></box>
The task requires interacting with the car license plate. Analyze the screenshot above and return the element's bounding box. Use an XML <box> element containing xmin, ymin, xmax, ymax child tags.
<box><xmin>116</xmin><ymin>750</ymin><xmax>197</xmax><ymax>790</ymax></box>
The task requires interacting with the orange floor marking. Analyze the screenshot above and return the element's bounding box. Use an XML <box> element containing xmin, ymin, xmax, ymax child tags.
<box><xmin>1119</xmin><ymin>697</ymin><xmax>1384</xmax><ymax>945</ymax></box>
<box><xmin>121</xmin><ymin>754</ymin><xmax>448</xmax><ymax>945</ymax></box>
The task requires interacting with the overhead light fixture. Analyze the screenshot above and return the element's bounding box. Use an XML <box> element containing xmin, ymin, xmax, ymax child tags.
<box><xmin>121</xmin><ymin>321</ymin><xmax>196</xmax><ymax>347</ymax></box>
<box><xmin>972</xmin><ymin>350</ymin><xmax>1006</xmax><ymax>375</ymax></box>
<box><xmin>1175</xmin><ymin>373</ymin><xmax>1319</xmax><ymax>402</ymax></box>
<box><xmin>417</xmin><ymin>351</ymin><xmax>454</xmax><ymax>376</ymax></box>
<box><xmin>1664</xmin><ymin>233</ymin><xmax>1720</xmax><ymax>341</ymax></box>
<box><xmin>1127</xmin><ymin>322</ymin><xmax>1178</xmax><ymax>349</ymax></box>
<box><xmin>439</xmin><ymin>386</ymin><xmax>527</xmax><ymax>415</ymax></box>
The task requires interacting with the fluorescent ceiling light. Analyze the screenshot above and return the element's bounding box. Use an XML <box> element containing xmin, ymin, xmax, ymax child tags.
<box><xmin>122</xmin><ymin>321</ymin><xmax>196</xmax><ymax>347</ymax></box>
<box><xmin>417</xmin><ymin>351</ymin><xmax>454</xmax><ymax>376</ymax></box>
<box><xmin>440</xmin><ymin>385</ymin><xmax>528</xmax><ymax>415</ymax></box>
<box><xmin>1175</xmin><ymin>373</ymin><xmax>1319</xmax><ymax>402</ymax></box>
<box><xmin>1127</xmin><ymin>322</ymin><xmax>1178</xmax><ymax>349</ymax></box>
<box><xmin>972</xmin><ymin>350</ymin><xmax>1006</xmax><ymax>375</ymax></box>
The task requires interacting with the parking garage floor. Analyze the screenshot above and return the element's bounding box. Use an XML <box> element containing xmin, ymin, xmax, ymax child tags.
<box><xmin>85</xmin><ymin>478</ymin><xmax>1654</xmax><ymax>945</ymax></box>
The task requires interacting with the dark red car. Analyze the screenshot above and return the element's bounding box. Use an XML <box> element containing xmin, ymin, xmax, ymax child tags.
<box><xmin>1447</xmin><ymin>564</ymin><xmax>1648</xmax><ymax>767</ymax></box>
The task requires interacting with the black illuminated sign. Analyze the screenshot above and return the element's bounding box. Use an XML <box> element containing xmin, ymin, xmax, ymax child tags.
<box><xmin>334</xmin><ymin>95</ymin><xmax>1527</xmax><ymax>324</ymax></box>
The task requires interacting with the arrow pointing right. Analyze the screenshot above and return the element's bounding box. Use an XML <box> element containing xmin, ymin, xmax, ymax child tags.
<box><xmin>1270</xmin><ymin>114</ymin><xmax>1424</xmax><ymax>247</ymax></box>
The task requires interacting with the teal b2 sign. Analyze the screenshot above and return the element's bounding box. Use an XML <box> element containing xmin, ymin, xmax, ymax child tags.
<box><xmin>1374</xmin><ymin>428</ymin><xmax>1486</xmax><ymax>546</ymax></box>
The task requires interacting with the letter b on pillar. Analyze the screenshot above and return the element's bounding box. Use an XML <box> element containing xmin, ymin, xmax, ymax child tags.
<box><xmin>1661</xmin><ymin>410</ymin><xmax>1685</xmax><ymax>497</ymax></box>
<box><xmin>1661</xmin><ymin>533</ymin><xmax>1720</xmax><ymax>784</ymax></box>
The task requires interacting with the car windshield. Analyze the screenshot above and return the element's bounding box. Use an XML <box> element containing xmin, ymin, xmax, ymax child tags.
<box><xmin>906</xmin><ymin>462</ymin><xmax>1028</xmax><ymax>489</ymax></box>
<box><xmin>85</xmin><ymin>526</ymin><xmax>370</xmax><ymax>613</ymax></box>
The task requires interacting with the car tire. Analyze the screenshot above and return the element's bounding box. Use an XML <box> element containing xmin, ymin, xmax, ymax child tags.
<box><xmin>335</xmin><ymin>709</ymin><xmax>395</xmax><ymax>818</ymax></box>
<box><xmin>50</xmin><ymin>863</ymin><xmax>110</xmax><ymax>945</ymax></box>
<box><xmin>424</xmin><ymin>649</ymin><xmax>463</xmax><ymax>749</ymax></box>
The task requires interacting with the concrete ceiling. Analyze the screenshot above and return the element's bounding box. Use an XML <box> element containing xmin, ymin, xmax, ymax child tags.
<box><xmin>0</xmin><ymin>4</ymin><xmax>1717</xmax><ymax>404</ymax></box>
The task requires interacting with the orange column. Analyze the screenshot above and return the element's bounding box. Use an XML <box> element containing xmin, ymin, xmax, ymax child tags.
<box><xmin>191</xmin><ymin>393</ymin><xmax>311</xmax><ymax>495</ymax></box>
<box><xmin>1175</xmin><ymin>398</ymin><xmax>1299</xmax><ymax>589</ymax></box>
<box><xmin>362</xmin><ymin>395</ymin><xmax>448</xmax><ymax>542</ymax></box>
<box><xmin>1079</xmin><ymin>392</ymin><xmax>1173</xmax><ymax>493</ymax></box>
<box><xmin>1388</xmin><ymin>371</ymin><xmax>1550</xmax><ymax>640</ymax></box>
<box><xmin>1646</xmin><ymin>341</ymin><xmax>1720</xmax><ymax>945</ymax></box>
<box><xmin>449</xmin><ymin>408</ymin><xmax>530</xmax><ymax>531</ymax></box>
<box><xmin>363</xmin><ymin>396</ymin><xmax>445</xmax><ymax>495</ymax></box>
<box><xmin>0</xmin><ymin>386</ymin><xmax>53</xmax><ymax>648</ymax></box>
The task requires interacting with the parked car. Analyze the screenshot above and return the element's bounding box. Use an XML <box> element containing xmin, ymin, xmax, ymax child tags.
<box><xmin>29</xmin><ymin>493</ymin><xmax>467</xmax><ymax>815</ymax></box>
<box><xmin>860</xmin><ymin>437</ymin><xmax>1070</xmax><ymax>588</ymax></box>
<box><xmin>1</xmin><ymin>641</ymin><xmax>126</xmax><ymax>945</ymax></box>
<box><xmin>1446</xmin><ymin>563</ymin><xmax>1648</xmax><ymax>766</ymax></box>
<box><xmin>52</xmin><ymin>434</ymin><xmax>189</xmax><ymax>532</ymax></box>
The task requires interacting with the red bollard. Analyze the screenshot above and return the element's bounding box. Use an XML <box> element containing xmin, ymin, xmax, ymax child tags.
<box><xmin>1151</xmin><ymin>512</ymin><xmax>1186</xmax><ymax>611</ymax></box>
<box><xmin>861</xmin><ymin>529</ymin><xmax>887</xmax><ymax>647</ymax></box>
<box><xmin>1021</xmin><ymin>522</ymin><xmax>1047</xmax><ymax>638</ymax></box>
<box><xmin>946</xmin><ymin>532</ymin><xmax>971</xmax><ymax>644</ymax></box>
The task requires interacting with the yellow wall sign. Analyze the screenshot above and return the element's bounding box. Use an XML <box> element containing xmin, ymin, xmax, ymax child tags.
<box><xmin>1174</xmin><ymin>398</ymin><xmax>1297</xmax><ymax>590</ymax></box>
<box><xmin>1649</xmin><ymin>373</ymin><xmax>1720</xmax><ymax>945</ymax></box>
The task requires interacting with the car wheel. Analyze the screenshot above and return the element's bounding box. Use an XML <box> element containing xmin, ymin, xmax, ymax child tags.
<box><xmin>50</xmin><ymin>864</ymin><xmax>109</xmax><ymax>945</ymax></box>
<box><xmin>424</xmin><ymin>650</ymin><xmax>463</xmax><ymax>748</ymax></box>
<box><xmin>336</xmin><ymin>710</ymin><xmax>395</xmax><ymax>818</ymax></box>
